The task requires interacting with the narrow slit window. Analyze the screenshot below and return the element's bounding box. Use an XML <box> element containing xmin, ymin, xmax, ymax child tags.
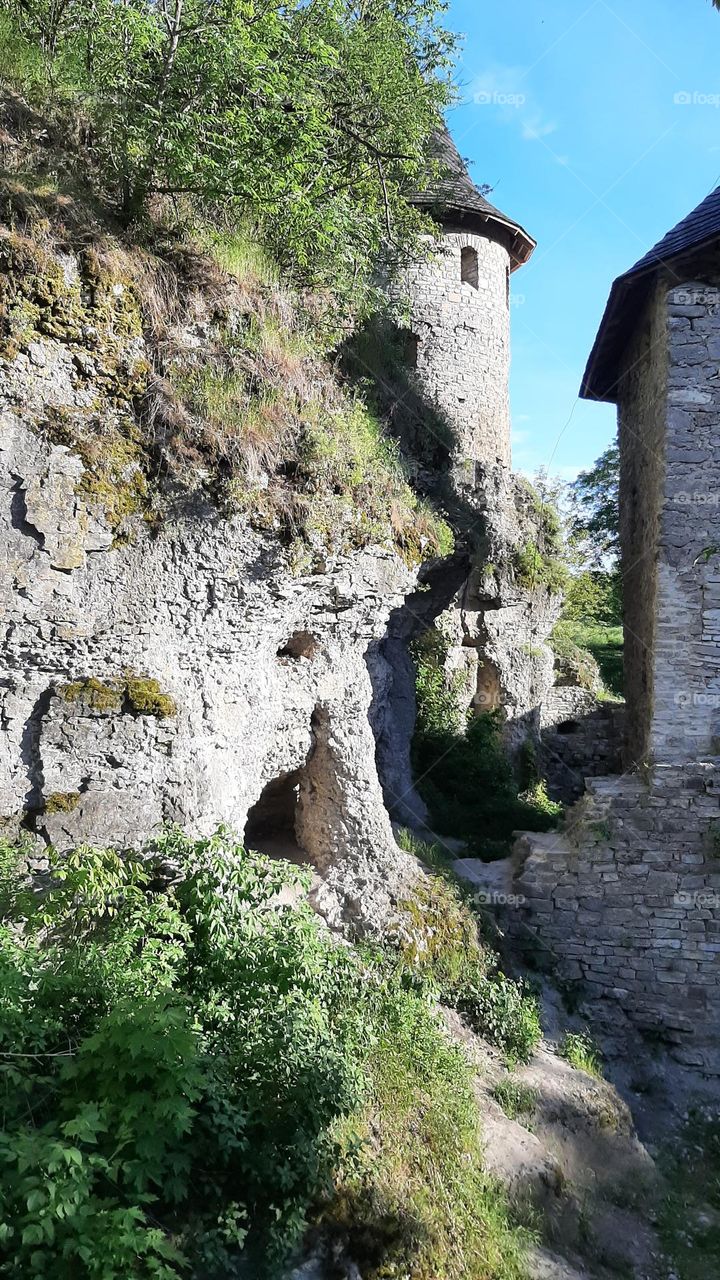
<box><xmin>461</xmin><ymin>246</ymin><xmax>479</xmax><ymax>289</ymax></box>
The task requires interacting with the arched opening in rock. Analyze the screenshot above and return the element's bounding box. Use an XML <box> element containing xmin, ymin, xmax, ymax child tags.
<box><xmin>556</xmin><ymin>720</ymin><xmax>581</xmax><ymax>735</ymax></box>
<box><xmin>474</xmin><ymin>658</ymin><xmax>501</xmax><ymax>713</ymax></box>
<box><xmin>244</xmin><ymin>767</ymin><xmax>310</xmax><ymax>864</ymax></box>
<box><xmin>461</xmin><ymin>246</ymin><xmax>479</xmax><ymax>290</ymax></box>
<box><xmin>277</xmin><ymin>631</ymin><xmax>318</xmax><ymax>660</ymax></box>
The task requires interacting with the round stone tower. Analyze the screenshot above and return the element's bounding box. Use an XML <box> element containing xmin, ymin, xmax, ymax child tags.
<box><xmin>399</xmin><ymin>126</ymin><xmax>535</xmax><ymax>469</ymax></box>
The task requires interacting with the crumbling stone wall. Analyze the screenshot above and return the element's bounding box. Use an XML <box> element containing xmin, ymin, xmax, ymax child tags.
<box><xmin>540</xmin><ymin>688</ymin><xmax>624</xmax><ymax>804</ymax></box>
<box><xmin>391</xmin><ymin>229</ymin><xmax>512</xmax><ymax>467</ymax></box>
<box><xmin>513</xmin><ymin>765</ymin><xmax>720</xmax><ymax>1073</ymax></box>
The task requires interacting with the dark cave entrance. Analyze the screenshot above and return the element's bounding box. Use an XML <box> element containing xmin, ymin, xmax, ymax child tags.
<box><xmin>244</xmin><ymin>767</ymin><xmax>310</xmax><ymax>865</ymax></box>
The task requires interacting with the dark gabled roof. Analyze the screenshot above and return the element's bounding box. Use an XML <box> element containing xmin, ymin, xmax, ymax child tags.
<box><xmin>413</xmin><ymin>124</ymin><xmax>535</xmax><ymax>270</ymax></box>
<box><xmin>581</xmin><ymin>184</ymin><xmax>720</xmax><ymax>403</ymax></box>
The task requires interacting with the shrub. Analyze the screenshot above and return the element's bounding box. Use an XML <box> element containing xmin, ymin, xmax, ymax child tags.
<box><xmin>0</xmin><ymin>830</ymin><xmax>532</xmax><ymax>1277</ymax></box>
<box><xmin>0</xmin><ymin>833</ymin><xmax>369</xmax><ymax>1275</ymax></box>
<box><xmin>457</xmin><ymin>972</ymin><xmax>542</xmax><ymax>1065</ymax></box>
<box><xmin>560</xmin><ymin>1030</ymin><xmax>603</xmax><ymax>1077</ymax></box>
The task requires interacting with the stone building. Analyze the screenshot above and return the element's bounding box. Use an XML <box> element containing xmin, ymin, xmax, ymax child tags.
<box><xmin>373</xmin><ymin>127</ymin><xmax>573</xmax><ymax>823</ymax></box>
<box><xmin>513</xmin><ymin>187</ymin><xmax>720</xmax><ymax>1071</ymax></box>
<box><xmin>582</xmin><ymin>184</ymin><xmax>720</xmax><ymax>767</ymax></box>
<box><xmin>397</xmin><ymin>125</ymin><xmax>534</xmax><ymax>470</ymax></box>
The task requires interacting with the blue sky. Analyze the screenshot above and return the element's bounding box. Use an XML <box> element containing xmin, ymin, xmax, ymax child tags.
<box><xmin>445</xmin><ymin>0</ymin><xmax>720</xmax><ymax>480</ymax></box>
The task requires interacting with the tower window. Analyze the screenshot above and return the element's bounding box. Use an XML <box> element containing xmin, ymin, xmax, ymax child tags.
<box><xmin>461</xmin><ymin>246</ymin><xmax>479</xmax><ymax>290</ymax></box>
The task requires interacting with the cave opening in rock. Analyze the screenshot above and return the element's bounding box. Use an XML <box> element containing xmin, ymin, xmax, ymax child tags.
<box><xmin>244</xmin><ymin>767</ymin><xmax>310</xmax><ymax>863</ymax></box>
<box><xmin>277</xmin><ymin>631</ymin><xmax>318</xmax><ymax>660</ymax></box>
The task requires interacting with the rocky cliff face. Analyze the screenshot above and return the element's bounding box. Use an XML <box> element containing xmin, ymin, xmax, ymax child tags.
<box><xmin>0</xmin><ymin>154</ymin><xmax>563</xmax><ymax>937</ymax></box>
<box><xmin>0</xmin><ymin>218</ymin><xmax>437</xmax><ymax>933</ymax></box>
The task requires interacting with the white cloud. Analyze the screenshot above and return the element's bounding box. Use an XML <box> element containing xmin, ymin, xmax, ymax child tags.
<box><xmin>521</xmin><ymin>114</ymin><xmax>557</xmax><ymax>142</ymax></box>
<box><xmin>468</xmin><ymin>65</ymin><xmax>558</xmax><ymax>146</ymax></box>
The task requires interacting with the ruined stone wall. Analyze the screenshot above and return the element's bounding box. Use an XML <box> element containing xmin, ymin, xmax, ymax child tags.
<box><xmin>513</xmin><ymin>766</ymin><xmax>720</xmax><ymax>1073</ymax></box>
<box><xmin>617</xmin><ymin>285</ymin><xmax>666</xmax><ymax>767</ymax></box>
<box><xmin>391</xmin><ymin>229</ymin><xmax>511</xmax><ymax>467</ymax></box>
<box><xmin>539</xmin><ymin>688</ymin><xmax>624</xmax><ymax>804</ymax></box>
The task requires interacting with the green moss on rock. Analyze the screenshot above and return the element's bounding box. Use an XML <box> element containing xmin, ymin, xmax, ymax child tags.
<box><xmin>58</xmin><ymin>674</ymin><xmax>176</xmax><ymax>718</ymax></box>
<box><xmin>44</xmin><ymin>791</ymin><xmax>80</xmax><ymax>814</ymax></box>
<box><xmin>60</xmin><ymin>677</ymin><xmax>124</xmax><ymax>713</ymax></box>
<box><xmin>125</xmin><ymin>676</ymin><xmax>177</xmax><ymax>719</ymax></box>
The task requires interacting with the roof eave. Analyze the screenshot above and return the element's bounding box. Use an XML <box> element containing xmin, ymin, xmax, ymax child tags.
<box><xmin>417</xmin><ymin>200</ymin><xmax>536</xmax><ymax>269</ymax></box>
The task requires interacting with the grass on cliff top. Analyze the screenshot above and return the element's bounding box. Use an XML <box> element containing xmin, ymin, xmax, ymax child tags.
<box><xmin>0</xmin><ymin>828</ymin><xmax>534</xmax><ymax>1280</ymax></box>
<box><xmin>0</xmin><ymin>91</ymin><xmax>454</xmax><ymax>569</ymax></box>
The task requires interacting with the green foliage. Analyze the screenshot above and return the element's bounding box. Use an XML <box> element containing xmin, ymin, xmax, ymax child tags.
<box><xmin>457</xmin><ymin>973</ymin><xmax>542</xmax><ymax>1065</ymax></box>
<box><xmin>491</xmin><ymin>1079</ymin><xmax>538</xmax><ymax>1123</ymax></box>
<box><xmin>560</xmin><ymin>1030</ymin><xmax>603</xmax><ymax>1078</ymax></box>
<box><xmin>568</xmin><ymin>442</ymin><xmax>620</xmax><ymax>567</ymax></box>
<box><xmin>0</xmin><ymin>830</ymin><xmax>533</xmax><ymax>1278</ymax></box>
<box><xmin>392</xmin><ymin>831</ymin><xmax>542</xmax><ymax>1063</ymax></box>
<box><xmin>411</xmin><ymin>630</ymin><xmax>561</xmax><ymax>857</ymax></box>
<box><xmin>513</xmin><ymin>474</ymin><xmax>570</xmax><ymax>595</ymax></box>
<box><xmin>339</xmin><ymin>312</ymin><xmax>455</xmax><ymax>470</ymax></box>
<box><xmin>553</xmin><ymin>621</ymin><xmax>624</xmax><ymax>698</ymax></box>
<box><xmin>296</xmin><ymin>398</ymin><xmax>454</xmax><ymax>566</ymax></box>
<box><xmin>0</xmin><ymin>832</ymin><xmax>370</xmax><ymax>1275</ymax></box>
<box><xmin>512</xmin><ymin>539</ymin><xmax>569</xmax><ymax>595</ymax></box>
<box><xmin>659</xmin><ymin>1105</ymin><xmax>720</xmax><ymax>1280</ymax></box>
<box><xmin>0</xmin><ymin>0</ymin><xmax>456</xmax><ymax>294</ymax></box>
<box><xmin>562</xmin><ymin>567</ymin><xmax>622</xmax><ymax>627</ymax></box>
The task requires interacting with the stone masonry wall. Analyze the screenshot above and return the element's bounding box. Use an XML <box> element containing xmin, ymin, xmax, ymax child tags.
<box><xmin>513</xmin><ymin>766</ymin><xmax>720</xmax><ymax>1072</ymax></box>
<box><xmin>649</xmin><ymin>278</ymin><xmax>720</xmax><ymax>761</ymax></box>
<box><xmin>539</xmin><ymin>687</ymin><xmax>624</xmax><ymax>804</ymax></box>
<box><xmin>391</xmin><ymin>229</ymin><xmax>512</xmax><ymax>467</ymax></box>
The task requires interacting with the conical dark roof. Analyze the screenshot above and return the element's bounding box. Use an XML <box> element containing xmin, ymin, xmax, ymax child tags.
<box><xmin>413</xmin><ymin>124</ymin><xmax>535</xmax><ymax>270</ymax></box>
<box><xmin>581</xmin><ymin>184</ymin><xmax>720</xmax><ymax>402</ymax></box>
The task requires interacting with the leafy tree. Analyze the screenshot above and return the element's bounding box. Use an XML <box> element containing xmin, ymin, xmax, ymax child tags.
<box><xmin>567</xmin><ymin>440</ymin><xmax>620</xmax><ymax>567</ymax></box>
<box><xmin>562</xmin><ymin>440</ymin><xmax>621</xmax><ymax>626</ymax></box>
<box><xmin>0</xmin><ymin>0</ymin><xmax>457</xmax><ymax>290</ymax></box>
